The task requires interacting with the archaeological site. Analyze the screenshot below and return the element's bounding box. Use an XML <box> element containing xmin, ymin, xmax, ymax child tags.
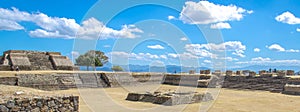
<box><xmin>1</xmin><ymin>50</ymin><xmax>300</xmax><ymax>111</ymax></box>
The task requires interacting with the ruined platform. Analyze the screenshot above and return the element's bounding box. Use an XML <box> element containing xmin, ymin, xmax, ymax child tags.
<box><xmin>0</xmin><ymin>50</ymin><xmax>77</xmax><ymax>71</ymax></box>
<box><xmin>125</xmin><ymin>91</ymin><xmax>213</xmax><ymax>106</ymax></box>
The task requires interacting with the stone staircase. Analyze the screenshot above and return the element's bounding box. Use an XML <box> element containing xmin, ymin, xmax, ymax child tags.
<box><xmin>77</xmin><ymin>74</ymin><xmax>99</xmax><ymax>88</ymax></box>
<box><xmin>27</xmin><ymin>53</ymin><xmax>53</xmax><ymax>70</ymax></box>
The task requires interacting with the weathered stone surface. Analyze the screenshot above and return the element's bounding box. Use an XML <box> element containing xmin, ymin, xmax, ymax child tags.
<box><xmin>125</xmin><ymin>93</ymin><xmax>144</xmax><ymax>101</ymax></box>
<box><xmin>0</xmin><ymin>96</ymin><xmax>79</xmax><ymax>112</ymax></box>
<box><xmin>0</xmin><ymin>50</ymin><xmax>76</xmax><ymax>71</ymax></box>
<box><xmin>287</xmin><ymin>70</ymin><xmax>295</xmax><ymax>76</ymax></box>
<box><xmin>126</xmin><ymin>91</ymin><xmax>213</xmax><ymax>106</ymax></box>
<box><xmin>226</xmin><ymin>70</ymin><xmax>233</xmax><ymax>76</ymax></box>
<box><xmin>222</xmin><ymin>76</ymin><xmax>288</xmax><ymax>92</ymax></box>
<box><xmin>0</xmin><ymin>105</ymin><xmax>9</xmax><ymax>112</ymax></box>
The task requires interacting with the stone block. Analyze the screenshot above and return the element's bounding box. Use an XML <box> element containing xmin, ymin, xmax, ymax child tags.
<box><xmin>125</xmin><ymin>93</ymin><xmax>144</xmax><ymax>101</ymax></box>
<box><xmin>226</xmin><ymin>70</ymin><xmax>233</xmax><ymax>76</ymax></box>
<box><xmin>287</xmin><ymin>70</ymin><xmax>295</xmax><ymax>76</ymax></box>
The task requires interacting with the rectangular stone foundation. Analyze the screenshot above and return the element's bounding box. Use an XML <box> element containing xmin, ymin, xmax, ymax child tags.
<box><xmin>126</xmin><ymin>92</ymin><xmax>213</xmax><ymax>106</ymax></box>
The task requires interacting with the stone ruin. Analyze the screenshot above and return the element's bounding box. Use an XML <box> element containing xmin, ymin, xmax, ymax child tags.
<box><xmin>0</xmin><ymin>50</ymin><xmax>77</xmax><ymax>71</ymax></box>
<box><xmin>0</xmin><ymin>96</ymin><xmax>79</xmax><ymax>112</ymax></box>
<box><xmin>200</xmin><ymin>70</ymin><xmax>210</xmax><ymax>74</ymax></box>
<box><xmin>125</xmin><ymin>91</ymin><xmax>213</xmax><ymax>106</ymax></box>
<box><xmin>189</xmin><ymin>70</ymin><xmax>195</xmax><ymax>74</ymax></box>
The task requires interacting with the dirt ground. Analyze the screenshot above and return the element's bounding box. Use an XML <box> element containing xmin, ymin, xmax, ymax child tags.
<box><xmin>1</xmin><ymin>84</ymin><xmax>300</xmax><ymax>112</ymax></box>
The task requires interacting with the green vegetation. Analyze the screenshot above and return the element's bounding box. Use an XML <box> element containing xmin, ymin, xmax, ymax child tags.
<box><xmin>111</xmin><ymin>65</ymin><xmax>123</xmax><ymax>72</ymax></box>
<box><xmin>75</xmin><ymin>50</ymin><xmax>108</xmax><ymax>70</ymax></box>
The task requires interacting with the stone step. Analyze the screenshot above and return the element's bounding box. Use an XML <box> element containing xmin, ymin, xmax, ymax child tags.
<box><xmin>78</xmin><ymin>74</ymin><xmax>98</xmax><ymax>88</ymax></box>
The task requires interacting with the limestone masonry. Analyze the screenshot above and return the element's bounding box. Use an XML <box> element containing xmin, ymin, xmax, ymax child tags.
<box><xmin>1</xmin><ymin>72</ymin><xmax>300</xmax><ymax>95</ymax></box>
<box><xmin>0</xmin><ymin>96</ymin><xmax>79</xmax><ymax>112</ymax></box>
<box><xmin>0</xmin><ymin>50</ymin><xmax>77</xmax><ymax>70</ymax></box>
<box><xmin>125</xmin><ymin>91</ymin><xmax>213</xmax><ymax>106</ymax></box>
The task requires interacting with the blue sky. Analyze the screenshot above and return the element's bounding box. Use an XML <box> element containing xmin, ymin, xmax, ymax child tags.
<box><xmin>1</xmin><ymin>0</ymin><xmax>300</xmax><ymax>68</ymax></box>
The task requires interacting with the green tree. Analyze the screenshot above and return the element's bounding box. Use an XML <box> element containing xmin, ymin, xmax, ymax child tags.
<box><xmin>111</xmin><ymin>65</ymin><xmax>123</xmax><ymax>72</ymax></box>
<box><xmin>76</xmin><ymin>50</ymin><xmax>108</xmax><ymax>70</ymax></box>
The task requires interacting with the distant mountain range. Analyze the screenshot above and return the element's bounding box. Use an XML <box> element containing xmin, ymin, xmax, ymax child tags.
<box><xmin>80</xmin><ymin>63</ymin><xmax>300</xmax><ymax>73</ymax></box>
<box><xmin>230</xmin><ymin>65</ymin><xmax>300</xmax><ymax>72</ymax></box>
<box><xmin>80</xmin><ymin>63</ymin><xmax>210</xmax><ymax>73</ymax></box>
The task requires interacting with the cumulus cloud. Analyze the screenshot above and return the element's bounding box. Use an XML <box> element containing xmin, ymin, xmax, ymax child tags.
<box><xmin>267</xmin><ymin>44</ymin><xmax>285</xmax><ymax>51</ymax></box>
<box><xmin>0</xmin><ymin>19</ymin><xmax>24</xmax><ymax>31</ymax></box>
<box><xmin>266</xmin><ymin>44</ymin><xmax>299</xmax><ymax>52</ymax></box>
<box><xmin>168</xmin><ymin>15</ymin><xmax>176</xmax><ymax>20</ymax></box>
<box><xmin>297</xmin><ymin>28</ymin><xmax>300</xmax><ymax>32</ymax></box>
<box><xmin>160</xmin><ymin>55</ymin><xmax>167</xmax><ymax>59</ymax></box>
<box><xmin>77</xmin><ymin>18</ymin><xmax>143</xmax><ymax>39</ymax></box>
<box><xmin>254</xmin><ymin>48</ymin><xmax>260</xmax><ymax>52</ymax></box>
<box><xmin>251</xmin><ymin>57</ymin><xmax>271</xmax><ymax>61</ymax></box>
<box><xmin>0</xmin><ymin>7</ymin><xmax>143</xmax><ymax>39</ymax></box>
<box><xmin>167</xmin><ymin>53</ymin><xmax>179</xmax><ymax>58</ymax></box>
<box><xmin>179</xmin><ymin>1</ymin><xmax>252</xmax><ymax>25</ymax></box>
<box><xmin>185</xmin><ymin>44</ymin><xmax>212</xmax><ymax>57</ymax></box>
<box><xmin>147</xmin><ymin>45</ymin><xmax>164</xmax><ymax>49</ymax></box>
<box><xmin>186</xmin><ymin>41</ymin><xmax>246</xmax><ymax>58</ymax></box>
<box><xmin>210</xmin><ymin>22</ymin><xmax>231</xmax><ymax>29</ymax></box>
<box><xmin>275</xmin><ymin>11</ymin><xmax>300</xmax><ymax>25</ymax></box>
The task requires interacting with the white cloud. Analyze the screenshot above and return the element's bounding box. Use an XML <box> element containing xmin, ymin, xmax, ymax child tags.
<box><xmin>168</xmin><ymin>15</ymin><xmax>176</xmax><ymax>20</ymax></box>
<box><xmin>185</xmin><ymin>44</ymin><xmax>212</xmax><ymax>57</ymax></box>
<box><xmin>254</xmin><ymin>48</ymin><xmax>260</xmax><ymax>52</ymax></box>
<box><xmin>0</xmin><ymin>7</ymin><xmax>143</xmax><ymax>39</ymax></box>
<box><xmin>267</xmin><ymin>44</ymin><xmax>285</xmax><ymax>51</ymax></box>
<box><xmin>267</xmin><ymin>44</ymin><xmax>299</xmax><ymax>52</ymax></box>
<box><xmin>210</xmin><ymin>22</ymin><xmax>231</xmax><ymax>29</ymax></box>
<box><xmin>160</xmin><ymin>55</ymin><xmax>167</xmax><ymax>59</ymax></box>
<box><xmin>286</xmin><ymin>49</ymin><xmax>300</xmax><ymax>53</ymax></box>
<box><xmin>275</xmin><ymin>11</ymin><xmax>300</xmax><ymax>24</ymax></box>
<box><xmin>251</xmin><ymin>57</ymin><xmax>271</xmax><ymax>61</ymax></box>
<box><xmin>108</xmin><ymin>52</ymin><xmax>166</xmax><ymax>62</ymax></box>
<box><xmin>167</xmin><ymin>52</ymin><xmax>199</xmax><ymax>60</ymax></box>
<box><xmin>0</xmin><ymin>19</ymin><xmax>24</xmax><ymax>31</ymax></box>
<box><xmin>204</xmin><ymin>60</ymin><xmax>211</xmax><ymax>63</ymax></box>
<box><xmin>236</xmin><ymin>59</ymin><xmax>300</xmax><ymax>66</ymax></box>
<box><xmin>180</xmin><ymin>37</ymin><xmax>188</xmax><ymax>41</ymax></box>
<box><xmin>77</xmin><ymin>18</ymin><xmax>143</xmax><ymax>39</ymax></box>
<box><xmin>297</xmin><ymin>28</ymin><xmax>300</xmax><ymax>32</ymax></box>
<box><xmin>147</xmin><ymin>45</ymin><xmax>164</xmax><ymax>49</ymax></box>
<box><xmin>232</xmin><ymin>49</ymin><xmax>245</xmax><ymax>57</ymax></box>
<box><xmin>186</xmin><ymin>41</ymin><xmax>246</xmax><ymax>58</ymax></box>
<box><xmin>179</xmin><ymin>1</ymin><xmax>252</xmax><ymax>24</ymax></box>
<box><xmin>212</xmin><ymin>56</ymin><xmax>238</xmax><ymax>61</ymax></box>
<box><xmin>29</xmin><ymin>29</ymin><xmax>74</xmax><ymax>39</ymax></box>
<box><xmin>168</xmin><ymin>53</ymin><xmax>178</xmax><ymax>58</ymax></box>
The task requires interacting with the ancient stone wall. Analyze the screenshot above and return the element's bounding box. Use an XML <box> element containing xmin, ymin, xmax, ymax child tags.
<box><xmin>0</xmin><ymin>96</ymin><xmax>79</xmax><ymax>112</ymax></box>
<box><xmin>0</xmin><ymin>77</ymin><xmax>17</xmax><ymax>85</ymax></box>
<box><xmin>222</xmin><ymin>76</ymin><xmax>288</xmax><ymax>93</ymax></box>
<box><xmin>3</xmin><ymin>73</ymin><xmax>300</xmax><ymax>95</ymax></box>
<box><xmin>282</xmin><ymin>77</ymin><xmax>300</xmax><ymax>95</ymax></box>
